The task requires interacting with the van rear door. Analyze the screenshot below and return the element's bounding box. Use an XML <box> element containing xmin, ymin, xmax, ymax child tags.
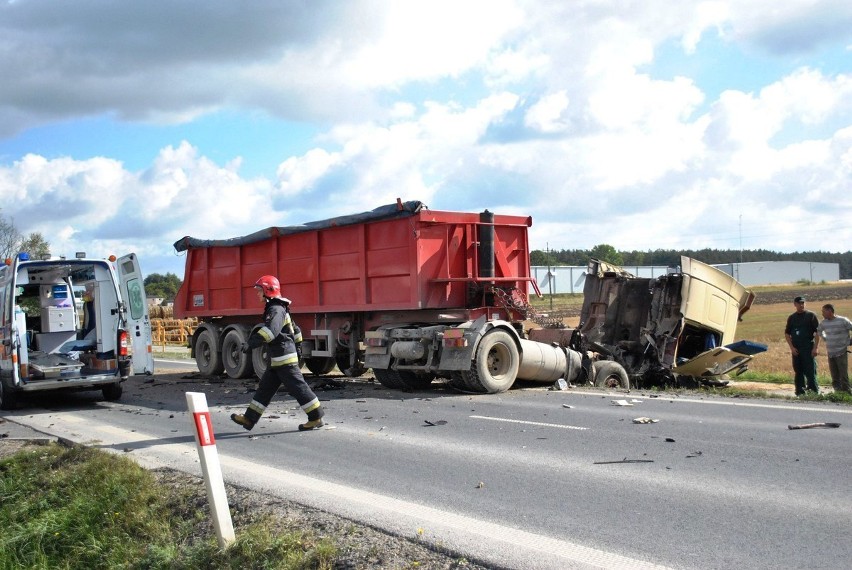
<box><xmin>117</xmin><ymin>254</ymin><xmax>154</xmax><ymax>375</ymax></box>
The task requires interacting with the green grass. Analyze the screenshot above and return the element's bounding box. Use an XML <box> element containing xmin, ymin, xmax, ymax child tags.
<box><xmin>0</xmin><ymin>444</ymin><xmax>336</xmax><ymax>570</ymax></box>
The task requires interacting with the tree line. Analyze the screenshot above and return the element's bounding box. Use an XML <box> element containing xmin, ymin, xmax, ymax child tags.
<box><xmin>530</xmin><ymin>245</ymin><xmax>852</xmax><ymax>280</ymax></box>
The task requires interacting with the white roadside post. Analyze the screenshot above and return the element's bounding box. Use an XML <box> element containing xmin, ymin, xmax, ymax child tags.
<box><xmin>185</xmin><ymin>391</ymin><xmax>235</xmax><ymax>548</ymax></box>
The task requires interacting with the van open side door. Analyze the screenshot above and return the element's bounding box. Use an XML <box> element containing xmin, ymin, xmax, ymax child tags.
<box><xmin>117</xmin><ymin>254</ymin><xmax>154</xmax><ymax>375</ymax></box>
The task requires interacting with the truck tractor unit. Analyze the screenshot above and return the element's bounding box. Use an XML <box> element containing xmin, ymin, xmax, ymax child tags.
<box><xmin>0</xmin><ymin>252</ymin><xmax>154</xmax><ymax>410</ymax></box>
<box><xmin>173</xmin><ymin>200</ymin><xmax>764</xmax><ymax>393</ymax></box>
<box><xmin>531</xmin><ymin>258</ymin><xmax>767</xmax><ymax>389</ymax></box>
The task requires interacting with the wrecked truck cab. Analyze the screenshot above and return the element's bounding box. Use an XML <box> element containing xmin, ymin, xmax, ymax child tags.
<box><xmin>577</xmin><ymin>256</ymin><xmax>765</xmax><ymax>388</ymax></box>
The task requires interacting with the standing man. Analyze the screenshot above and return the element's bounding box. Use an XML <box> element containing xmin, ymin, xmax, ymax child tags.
<box><xmin>785</xmin><ymin>296</ymin><xmax>820</xmax><ymax>396</ymax></box>
<box><xmin>231</xmin><ymin>275</ymin><xmax>325</xmax><ymax>431</ymax></box>
<box><xmin>814</xmin><ymin>304</ymin><xmax>852</xmax><ymax>394</ymax></box>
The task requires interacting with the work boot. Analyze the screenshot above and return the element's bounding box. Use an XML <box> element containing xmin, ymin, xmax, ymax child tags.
<box><xmin>298</xmin><ymin>418</ymin><xmax>325</xmax><ymax>431</ymax></box>
<box><xmin>231</xmin><ymin>413</ymin><xmax>256</xmax><ymax>431</ymax></box>
<box><xmin>299</xmin><ymin>405</ymin><xmax>324</xmax><ymax>431</ymax></box>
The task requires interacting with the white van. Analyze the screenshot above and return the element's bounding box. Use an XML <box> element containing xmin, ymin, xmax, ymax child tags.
<box><xmin>0</xmin><ymin>252</ymin><xmax>154</xmax><ymax>409</ymax></box>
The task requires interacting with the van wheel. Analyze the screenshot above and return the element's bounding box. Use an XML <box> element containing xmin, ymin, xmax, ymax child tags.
<box><xmin>102</xmin><ymin>383</ymin><xmax>123</xmax><ymax>401</ymax></box>
<box><xmin>222</xmin><ymin>329</ymin><xmax>254</xmax><ymax>379</ymax></box>
<box><xmin>593</xmin><ymin>361</ymin><xmax>630</xmax><ymax>389</ymax></box>
<box><xmin>0</xmin><ymin>379</ymin><xmax>19</xmax><ymax>410</ymax></box>
<box><xmin>196</xmin><ymin>329</ymin><xmax>224</xmax><ymax>377</ymax></box>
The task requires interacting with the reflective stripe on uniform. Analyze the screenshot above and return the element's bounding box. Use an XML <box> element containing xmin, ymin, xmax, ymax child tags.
<box><xmin>302</xmin><ymin>398</ymin><xmax>321</xmax><ymax>413</ymax></box>
<box><xmin>270</xmin><ymin>352</ymin><xmax>299</xmax><ymax>366</ymax></box>
<box><xmin>258</xmin><ymin>326</ymin><xmax>274</xmax><ymax>342</ymax></box>
<box><xmin>248</xmin><ymin>400</ymin><xmax>267</xmax><ymax>415</ymax></box>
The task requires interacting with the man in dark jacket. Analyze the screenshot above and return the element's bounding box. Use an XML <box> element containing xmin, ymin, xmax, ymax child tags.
<box><xmin>231</xmin><ymin>275</ymin><xmax>325</xmax><ymax>431</ymax></box>
<box><xmin>785</xmin><ymin>296</ymin><xmax>820</xmax><ymax>396</ymax></box>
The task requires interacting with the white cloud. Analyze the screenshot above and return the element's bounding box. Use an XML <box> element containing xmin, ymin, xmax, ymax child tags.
<box><xmin>0</xmin><ymin>0</ymin><xmax>850</xmax><ymax>275</ymax></box>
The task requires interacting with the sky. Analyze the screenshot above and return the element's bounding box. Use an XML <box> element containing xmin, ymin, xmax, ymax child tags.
<box><xmin>1</xmin><ymin>0</ymin><xmax>851</xmax><ymax>278</ymax></box>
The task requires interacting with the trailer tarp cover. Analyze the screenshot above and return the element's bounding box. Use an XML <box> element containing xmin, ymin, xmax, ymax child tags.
<box><xmin>173</xmin><ymin>200</ymin><xmax>425</xmax><ymax>252</ymax></box>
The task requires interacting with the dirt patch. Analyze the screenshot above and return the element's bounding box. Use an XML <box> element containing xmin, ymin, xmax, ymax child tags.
<box><xmin>751</xmin><ymin>283</ymin><xmax>852</xmax><ymax>305</ymax></box>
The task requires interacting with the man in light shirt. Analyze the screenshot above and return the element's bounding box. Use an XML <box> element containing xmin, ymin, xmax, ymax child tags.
<box><xmin>815</xmin><ymin>304</ymin><xmax>852</xmax><ymax>394</ymax></box>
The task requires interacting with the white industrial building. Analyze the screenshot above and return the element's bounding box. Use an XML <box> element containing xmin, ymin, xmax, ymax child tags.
<box><xmin>531</xmin><ymin>261</ymin><xmax>841</xmax><ymax>293</ymax></box>
<box><xmin>712</xmin><ymin>261</ymin><xmax>839</xmax><ymax>286</ymax></box>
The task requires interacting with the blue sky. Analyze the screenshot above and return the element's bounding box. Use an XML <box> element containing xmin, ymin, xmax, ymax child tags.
<box><xmin>1</xmin><ymin>0</ymin><xmax>850</xmax><ymax>278</ymax></box>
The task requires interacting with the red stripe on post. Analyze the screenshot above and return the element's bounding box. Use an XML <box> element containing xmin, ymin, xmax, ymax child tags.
<box><xmin>193</xmin><ymin>411</ymin><xmax>215</xmax><ymax>446</ymax></box>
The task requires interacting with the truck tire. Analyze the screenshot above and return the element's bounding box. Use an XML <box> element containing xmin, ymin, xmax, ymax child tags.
<box><xmin>306</xmin><ymin>356</ymin><xmax>336</xmax><ymax>376</ymax></box>
<box><xmin>593</xmin><ymin>361</ymin><xmax>630</xmax><ymax>389</ymax></box>
<box><xmin>0</xmin><ymin>379</ymin><xmax>18</xmax><ymax>410</ymax></box>
<box><xmin>102</xmin><ymin>383</ymin><xmax>123</xmax><ymax>401</ymax></box>
<box><xmin>396</xmin><ymin>370</ymin><xmax>436</xmax><ymax>390</ymax></box>
<box><xmin>373</xmin><ymin>368</ymin><xmax>405</xmax><ymax>389</ymax></box>
<box><xmin>336</xmin><ymin>352</ymin><xmax>367</xmax><ymax>377</ymax></box>
<box><xmin>460</xmin><ymin>329</ymin><xmax>520</xmax><ymax>393</ymax></box>
<box><xmin>222</xmin><ymin>329</ymin><xmax>254</xmax><ymax>379</ymax></box>
<box><xmin>251</xmin><ymin>345</ymin><xmax>270</xmax><ymax>380</ymax></box>
<box><xmin>196</xmin><ymin>329</ymin><xmax>224</xmax><ymax>377</ymax></box>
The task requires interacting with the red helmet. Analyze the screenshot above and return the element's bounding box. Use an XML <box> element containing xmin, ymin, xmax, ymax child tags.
<box><xmin>254</xmin><ymin>275</ymin><xmax>281</xmax><ymax>298</ymax></box>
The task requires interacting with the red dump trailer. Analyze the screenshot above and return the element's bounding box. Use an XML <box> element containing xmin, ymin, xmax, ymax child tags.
<box><xmin>173</xmin><ymin>200</ymin><xmax>578</xmax><ymax>393</ymax></box>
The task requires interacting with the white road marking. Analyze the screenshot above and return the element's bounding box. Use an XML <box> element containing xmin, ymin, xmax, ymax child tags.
<box><xmin>470</xmin><ymin>415</ymin><xmax>589</xmax><ymax>430</ymax></box>
<box><xmin>570</xmin><ymin>390</ymin><xmax>852</xmax><ymax>414</ymax></box>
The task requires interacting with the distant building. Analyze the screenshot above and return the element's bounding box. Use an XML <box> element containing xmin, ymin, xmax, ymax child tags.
<box><xmin>147</xmin><ymin>296</ymin><xmax>165</xmax><ymax>307</ymax></box>
<box><xmin>530</xmin><ymin>265</ymin><xmax>672</xmax><ymax>295</ymax></box>
<box><xmin>712</xmin><ymin>261</ymin><xmax>839</xmax><ymax>286</ymax></box>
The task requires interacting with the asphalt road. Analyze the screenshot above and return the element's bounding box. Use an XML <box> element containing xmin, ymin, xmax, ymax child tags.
<box><xmin>4</xmin><ymin>367</ymin><xmax>852</xmax><ymax>570</ymax></box>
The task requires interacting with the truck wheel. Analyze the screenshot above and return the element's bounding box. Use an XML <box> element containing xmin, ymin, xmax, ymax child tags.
<box><xmin>373</xmin><ymin>369</ymin><xmax>405</xmax><ymax>389</ymax></box>
<box><xmin>222</xmin><ymin>329</ymin><xmax>254</xmax><ymax>379</ymax></box>
<box><xmin>102</xmin><ymin>383</ymin><xmax>123</xmax><ymax>401</ymax></box>
<box><xmin>0</xmin><ymin>379</ymin><xmax>19</xmax><ymax>410</ymax></box>
<box><xmin>593</xmin><ymin>361</ymin><xmax>630</xmax><ymax>389</ymax></box>
<box><xmin>252</xmin><ymin>345</ymin><xmax>270</xmax><ymax>380</ymax></box>
<box><xmin>336</xmin><ymin>352</ymin><xmax>367</xmax><ymax>377</ymax></box>
<box><xmin>396</xmin><ymin>370</ymin><xmax>436</xmax><ymax>390</ymax></box>
<box><xmin>306</xmin><ymin>356</ymin><xmax>336</xmax><ymax>376</ymax></box>
<box><xmin>462</xmin><ymin>329</ymin><xmax>520</xmax><ymax>393</ymax></box>
<box><xmin>196</xmin><ymin>329</ymin><xmax>224</xmax><ymax>377</ymax></box>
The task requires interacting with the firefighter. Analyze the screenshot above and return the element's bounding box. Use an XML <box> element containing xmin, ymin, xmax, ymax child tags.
<box><xmin>231</xmin><ymin>275</ymin><xmax>325</xmax><ymax>431</ymax></box>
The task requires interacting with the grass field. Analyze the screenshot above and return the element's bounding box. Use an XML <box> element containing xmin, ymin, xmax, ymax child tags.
<box><xmin>734</xmin><ymin>297</ymin><xmax>852</xmax><ymax>380</ymax></box>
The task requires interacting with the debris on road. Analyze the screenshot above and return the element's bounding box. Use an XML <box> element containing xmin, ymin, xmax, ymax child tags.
<box><xmin>632</xmin><ymin>417</ymin><xmax>659</xmax><ymax>424</ymax></box>
<box><xmin>562</xmin><ymin>404</ymin><xmax>574</xmax><ymax>409</ymax></box>
<box><xmin>594</xmin><ymin>458</ymin><xmax>654</xmax><ymax>464</ymax></box>
<box><xmin>788</xmin><ymin>422</ymin><xmax>841</xmax><ymax>430</ymax></box>
<box><xmin>423</xmin><ymin>420</ymin><xmax>447</xmax><ymax>426</ymax></box>
<box><xmin>611</xmin><ymin>399</ymin><xmax>633</xmax><ymax>406</ymax></box>
<box><xmin>549</xmin><ymin>378</ymin><xmax>569</xmax><ymax>391</ymax></box>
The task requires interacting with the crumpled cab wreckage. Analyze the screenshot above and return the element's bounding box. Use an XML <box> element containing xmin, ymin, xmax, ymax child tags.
<box><xmin>534</xmin><ymin>257</ymin><xmax>767</xmax><ymax>389</ymax></box>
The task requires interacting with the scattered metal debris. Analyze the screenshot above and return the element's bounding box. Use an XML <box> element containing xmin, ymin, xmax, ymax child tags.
<box><xmin>632</xmin><ymin>417</ymin><xmax>659</xmax><ymax>424</ymax></box>
<box><xmin>594</xmin><ymin>458</ymin><xmax>654</xmax><ymax>464</ymax></box>
<box><xmin>549</xmin><ymin>378</ymin><xmax>569</xmax><ymax>391</ymax></box>
<box><xmin>423</xmin><ymin>420</ymin><xmax>448</xmax><ymax>427</ymax></box>
<box><xmin>562</xmin><ymin>404</ymin><xmax>574</xmax><ymax>409</ymax></box>
<box><xmin>788</xmin><ymin>422</ymin><xmax>841</xmax><ymax>430</ymax></box>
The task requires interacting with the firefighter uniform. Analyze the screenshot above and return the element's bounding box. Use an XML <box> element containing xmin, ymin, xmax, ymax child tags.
<box><xmin>232</xmin><ymin>280</ymin><xmax>325</xmax><ymax>431</ymax></box>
